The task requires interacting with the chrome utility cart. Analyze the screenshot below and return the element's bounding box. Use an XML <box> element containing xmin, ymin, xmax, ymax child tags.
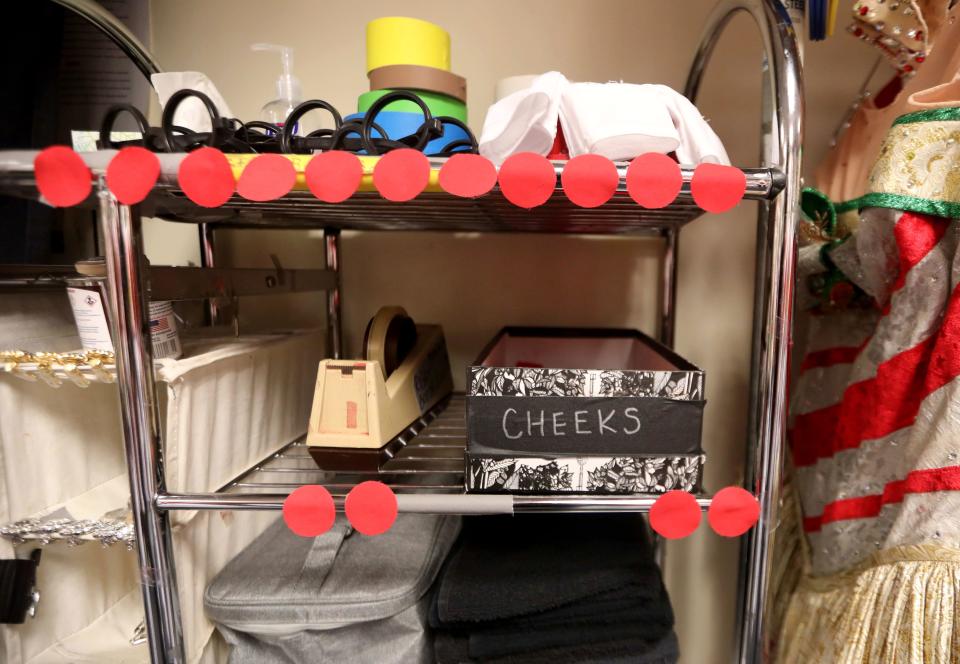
<box><xmin>0</xmin><ymin>0</ymin><xmax>801</xmax><ymax>661</ymax></box>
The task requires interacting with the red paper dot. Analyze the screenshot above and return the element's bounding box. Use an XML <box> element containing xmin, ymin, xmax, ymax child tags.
<box><xmin>305</xmin><ymin>151</ymin><xmax>362</xmax><ymax>203</ymax></box>
<box><xmin>34</xmin><ymin>146</ymin><xmax>91</xmax><ymax>207</ymax></box>
<box><xmin>282</xmin><ymin>485</ymin><xmax>335</xmax><ymax>537</ymax></box>
<box><xmin>106</xmin><ymin>147</ymin><xmax>160</xmax><ymax>205</ymax></box>
<box><xmin>707</xmin><ymin>486</ymin><xmax>760</xmax><ymax>537</ymax></box>
<box><xmin>561</xmin><ymin>154</ymin><xmax>618</xmax><ymax>208</ymax></box>
<box><xmin>649</xmin><ymin>490</ymin><xmax>702</xmax><ymax>540</ymax></box>
<box><xmin>438</xmin><ymin>153</ymin><xmax>497</xmax><ymax>198</ymax></box>
<box><xmin>177</xmin><ymin>147</ymin><xmax>235</xmax><ymax>208</ymax></box>
<box><xmin>498</xmin><ymin>152</ymin><xmax>556</xmax><ymax>209</ymax></box>
<box><xmin>690</xmin><ymin>163</ymin><xmax>746</xmax><ymax>213</ymax></box>
<box><xmin>344</xmin><ymin>481</ymin><xmax>398</xmax><ymax>536</ymax></box>
<box><xmin>237</xmin><ymin>154</ymin><xmax>297</xmax><ymax>202</ymax></box>
<box><xmin>626</xmin><ymin>153</ymin><xmax>682</xmax><ymax>209</ymax></box>
<box><xmin>373</xmin><ymin>149</ymin><xmax>430</xmax><ymax>202</ymax></box>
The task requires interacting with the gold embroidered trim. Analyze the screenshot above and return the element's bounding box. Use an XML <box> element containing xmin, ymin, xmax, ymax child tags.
<box><xmin>867</xmin><ymin>118</ymin><xmax>960</xmax><ymax>206</ymax></box>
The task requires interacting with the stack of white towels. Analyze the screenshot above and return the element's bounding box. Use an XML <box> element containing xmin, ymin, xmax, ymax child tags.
<box><xmin>479</xmin><ymin>71</ymin><xmax>729</xmax><ymax>166</ymax></box>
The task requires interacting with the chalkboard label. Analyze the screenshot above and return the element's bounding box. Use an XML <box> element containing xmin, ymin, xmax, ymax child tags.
<box><xmin>467</xmin><ymin>395</ymin><xmax>703</xmax><ymax>456</ymax></box>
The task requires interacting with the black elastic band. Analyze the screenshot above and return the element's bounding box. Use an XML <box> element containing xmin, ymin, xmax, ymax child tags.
<box><xmin>280</xmin><ymin>100</ymin><xmax>343</xmax><ymax>154</ymax></box>
<box><xmin>160</xmin><ymin>89</ymin><xmax>228</xmax><ymax>152</ymax></box>
<box><xmin>99</xmin><ymin>104</ymin><xmax>152</xmax><ymax>149</ymax></box>
<box><xmin>360</xmin><ymin>90</ymin><xmax>441</xmax><ymax>156</ymax></box>
<box><xmin>428</xmin><ymin>116</ymin><xmax>478</xmax><ymax>156</ymax></box>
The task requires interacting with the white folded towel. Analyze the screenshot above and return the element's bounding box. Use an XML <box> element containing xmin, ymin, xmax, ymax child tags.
<box><xmin>479</xmin><ymin>73</ymin><xmax>729</xmax><ymax>166</ymax></box>
<box><xmin>479</xmin><ymin>71</ymin><xmax>568</xmax><ymax>164</ymax></box>
<box><xmin>562</xmin><ymin>82</ymin><xmax>729</xmax><ymax>165</ymax></box>
<box><xmin>650</xmin><ymin>84</ymin><xmax>730</xmax><ymax>165</ymax></box>
<box><xmin>560</xmin><ymin>82</ymin><xmax>680</xmax><ymax>161</ymax></box>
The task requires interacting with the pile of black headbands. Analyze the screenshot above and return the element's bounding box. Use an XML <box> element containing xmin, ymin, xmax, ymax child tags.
<box><xmin>98</xmin><ymin>89</ymin><xmax>477</xmax><ymax>157</ymax></box>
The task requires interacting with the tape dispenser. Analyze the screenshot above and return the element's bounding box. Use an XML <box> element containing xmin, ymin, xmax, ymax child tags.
<box><xmin>307</xmin><ymin>306</ymin><xmax>453</xmax><ymax>469</ymax></box>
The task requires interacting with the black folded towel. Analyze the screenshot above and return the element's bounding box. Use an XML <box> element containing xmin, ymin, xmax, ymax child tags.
<box><xmin>502</xmin><ymin>585</ymin><xmax>671</xmax><ymax>631</ymax></box>
<box><xmin>435</xmin><ymin>630</ymin><xmax>681</xmax><ymax>664</ymax></box>
<box><xmin>435</xmin><ymin>584</ymin><xmax>673</xmax><ymax>661</ymax></box>
<box><xmin>434</xmin><ymin>514</ymin><xmax>663</xmax><ymax>625</ymax></box>
<box><xmin>431</xmin><ymin>514</ymin><xmax>678</xmax><ymax>663</ymax></box>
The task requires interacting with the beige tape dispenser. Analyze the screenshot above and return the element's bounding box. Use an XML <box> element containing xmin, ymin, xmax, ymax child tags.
<box><xmin>306</xmin><ymin>306</ymin><xmax>453</xmax><ymax>469</ymax></box>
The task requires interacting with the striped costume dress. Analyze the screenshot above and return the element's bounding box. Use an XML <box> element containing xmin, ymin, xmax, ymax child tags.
<box><xmin>776</xmin><ymin>108</ymin><xmax>960</xmax><ymax>663</ymax></box>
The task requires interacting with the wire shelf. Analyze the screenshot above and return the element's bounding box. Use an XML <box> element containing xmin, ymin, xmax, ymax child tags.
<box><xmin>155</xmin><ymin>395</ymin><xmax>712</xmax><ymax>515</ymax></box>
<box><xmin>147</xmin><ymin>163</ymin><xmax>782</xmax><ymax>235</ymax></box>
<box><xmin>0</xmin><ymin>150</ymin><xmax>783</xmax><ymax>236</ymax></box>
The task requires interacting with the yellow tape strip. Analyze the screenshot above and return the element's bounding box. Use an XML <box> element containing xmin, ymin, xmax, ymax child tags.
<box><xmin>224</xmin><ymin>153</ymin><xmax>443</xmax><ymax>193</ymax></box>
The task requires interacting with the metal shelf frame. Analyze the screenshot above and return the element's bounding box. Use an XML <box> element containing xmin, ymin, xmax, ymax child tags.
<box><xmin>4</xmin><ymin>0</ymin><xmax>801</xmax><ymax>662</ymax></box>
<box><xmin>153</xmin><ymin>396</ymin><xmax>715</xmax><ymax>514</ymax></box>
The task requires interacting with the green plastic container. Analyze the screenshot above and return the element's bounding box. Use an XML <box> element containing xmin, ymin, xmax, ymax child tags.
<box><xmin>358</xmin><ymin>89</ymin><xmax>467</xmax><ymax>123</ymax></box>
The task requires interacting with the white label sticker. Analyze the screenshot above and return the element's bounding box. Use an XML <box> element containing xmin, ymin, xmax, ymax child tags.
<box><xmin>67</xmin><ymin>287</ymin><xmax>114</xmax><ymax>352</ymax></box>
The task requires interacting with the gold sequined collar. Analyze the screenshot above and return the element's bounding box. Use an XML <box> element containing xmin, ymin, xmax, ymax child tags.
<box><xmin>836</xmin><ymin>106</ymin><xmax>960</xmax><ymax>218</ymax></box>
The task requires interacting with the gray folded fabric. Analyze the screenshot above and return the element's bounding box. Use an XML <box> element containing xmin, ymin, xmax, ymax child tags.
<box><xmin>216</xmin><ymin>601</ymin><xmax>430</xmax><ymax>664</ymax></box>
<box><xmin>205</xmin><ymin>514</ymin><xmax>461</xmax><ymax>664</ymax></box>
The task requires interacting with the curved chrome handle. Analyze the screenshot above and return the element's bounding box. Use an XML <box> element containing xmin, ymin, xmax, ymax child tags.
<box><xmin>50</xmin><ymin>0</ymin><xmax>161</xmax><ymax>80</ymax></box>
<box><xmin>683</xmin><ymin>3</ymin><xmax>803</xmax><ymax>664</ymax></box>
<box><xmin>684</xmin><ymin>0</ymin><xmax>802</xmax><ymax>173</ymax></box>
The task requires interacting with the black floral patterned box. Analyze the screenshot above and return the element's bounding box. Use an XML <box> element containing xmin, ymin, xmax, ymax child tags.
<box><xmin>465</xmin><ymin>327</ymin><xmax>705</xmax><ymax>494</ymax></box>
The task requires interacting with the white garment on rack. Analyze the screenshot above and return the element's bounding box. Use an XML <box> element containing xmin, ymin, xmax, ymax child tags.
<box><xmin>478</xmin><ymin>71</ymin><xmax>568</xmax><ymax>164</ymax></box>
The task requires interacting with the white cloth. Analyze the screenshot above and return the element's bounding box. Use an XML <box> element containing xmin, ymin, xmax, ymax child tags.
<box><xmin>566</xmin><ymin>82</ymin><xmax>730</xmax><ymax>164</ymax></box>
<box><xmin>479</xmin><ymin>73</ymin><xmax>730</xmax><ymax>166</ymax></box>
<box><xmin>478</xmin><ymin>71</ymin><xmax>568</xmax><ymax>164</ymax></box>
<box><xmin>151</xmin><ymin>72</ymin><xmax>234</xmax><ymax>132</ymax></box>
<box><xmin>560</xmin><ymin>82</ymin><xmax>679</xmax><ymax>160</ymax></box>
<box><xmin>654</xmin><ymin>84</ymin><xmax>730</xmax><ymax>165</ymax></box>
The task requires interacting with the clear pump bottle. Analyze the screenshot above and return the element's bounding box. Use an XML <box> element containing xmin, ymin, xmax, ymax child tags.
<box><xmin>251</xmin><ymin>43</ymin><xmax>302</xmax><ymax>129</ymax></box>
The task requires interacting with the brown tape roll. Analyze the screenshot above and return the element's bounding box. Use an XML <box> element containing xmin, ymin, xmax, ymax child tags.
<box><xmin>368</xmin><ymin>64</ymin><xmax>467</xmax><ymax>103</ymax></box>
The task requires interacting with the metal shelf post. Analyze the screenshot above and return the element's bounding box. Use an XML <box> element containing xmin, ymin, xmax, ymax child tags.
<box><xmin>98</xmin><ymin>186</ymin><xmax>186</xmax><ymax>664</ymax></box>
<box><xmin>685</xmin><ymin>1</ymin><xmax>803</xmax><ymax>662</ymax></box>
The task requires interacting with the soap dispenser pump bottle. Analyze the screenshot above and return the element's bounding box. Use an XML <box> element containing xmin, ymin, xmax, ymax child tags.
<box><xmin>251</xmin><ymin>43</ymin><xmax>302</xmax><ymax>128</ymax></box>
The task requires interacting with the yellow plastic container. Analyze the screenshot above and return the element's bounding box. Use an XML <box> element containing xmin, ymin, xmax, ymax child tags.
<box><xmin>366</xmin><ymin>17</ymin><xmax>450</xmax><ymax>73</ymax></box>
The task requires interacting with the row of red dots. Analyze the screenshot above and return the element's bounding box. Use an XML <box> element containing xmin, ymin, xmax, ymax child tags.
<box><xmin>650</xmin><ymin>486</ymin><xmax>760</xmax><ymax>539</ymax></box>
<box><xmin>280</xmin><ymin>481</ymin><xmax>760</xmax><ymax>539</ymax></box>
<box><xmin>284</xmin><ymin>481</ymin><xmax>399</xmax><ymax>537</ymax></box>
<box><xmin>34</xmin><ymin>145</ymin><xmax>748</xmax><ymax>213</ymax></box>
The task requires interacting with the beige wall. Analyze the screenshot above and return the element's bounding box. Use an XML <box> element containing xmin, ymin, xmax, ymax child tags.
<box><xmin>150</xmin><ymin>1</ymin><xmax>877</xmax><ymax>661</ymax></box>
